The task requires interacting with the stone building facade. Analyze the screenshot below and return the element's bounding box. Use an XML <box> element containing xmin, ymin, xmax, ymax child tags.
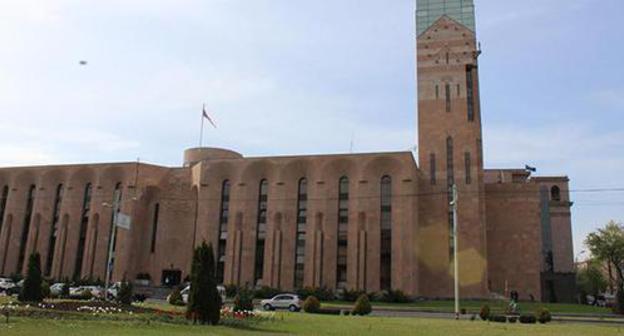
<box><xmin>0</xmin><ymin>0</ymin><xmax>575</xmax><ymax>301</ymax></box>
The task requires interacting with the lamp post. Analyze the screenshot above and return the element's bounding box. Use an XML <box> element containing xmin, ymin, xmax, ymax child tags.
<box><xmin>450</xmin><ymin>184</ymin><xmax>459</xmax><ymax>320</ymax></box>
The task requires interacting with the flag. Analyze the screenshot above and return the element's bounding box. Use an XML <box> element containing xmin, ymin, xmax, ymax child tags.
<box><xmin>202</xmin><ymin>105</ymin><xmax>217</xmax><ymax>128</ymax></box>
<box><xmin>525</xmin><ymin>164</ymin><xmax>537</xmax><ymax>173</ymax></box>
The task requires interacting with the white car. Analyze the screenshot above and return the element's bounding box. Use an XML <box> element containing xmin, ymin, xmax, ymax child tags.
<box><xmin>0</xmin><ymin>278</ymin><xmax>16</xmax><ymax>292</ymax></box>
<box><xmin>168</xmin><ymin>285</ymin><xmax>226</xmax><ymax>304</ymax></box>
<box><xmin>49</xmin><ymin>283</ymin><xmax>66</xmax><ymax>296</ymax></box>
<box><xmin>70</xmin><ymin>285</ymin><xmax>105</xmax><ymax>299</ymax></box>
<box><xmin>261</xmin><ymin>294</ymin><xmax>302</xmax><ymax>312</ymax></box>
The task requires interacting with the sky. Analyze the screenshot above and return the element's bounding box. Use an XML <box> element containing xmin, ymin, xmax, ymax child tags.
<box><xmin>0</xmin><ymin>0</ymin><xmax>622</xmax><ymax>257</ymax></box>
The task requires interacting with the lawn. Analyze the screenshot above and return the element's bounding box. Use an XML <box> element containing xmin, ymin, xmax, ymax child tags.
<box><xmin>323</xmin><ymin>299</ymin><xmax>612</xmax><ymax>315</ymax></box>
<box><xmin>1</xmin><ymin>312</ymin><xmax>622</xmax><ymax>336</ymax></box>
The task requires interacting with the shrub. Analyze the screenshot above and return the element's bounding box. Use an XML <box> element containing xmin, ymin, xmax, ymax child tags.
<box><xmin>537</xmin><ymin>308</ymin><xmax>552</xmax><ymax>324</ymax></box>
<box><xmin>490</xmin><ymin>315</ymin><xmax>506</xmax><ymax>323</ymax></box>
<box><xmin>615</xmin><ymin>289</ymin><xmax>624</xmax><ymax>314</ymax></box>
<box><xmin>380</xmin><ymin>289</ymin><xmax>410</xmax><ymax>303</ymax></box>
<box><xmin>303</xmin><ymin>296</ymin><xmax>321</xmax><ymax>313</ymax></box>
<box><xmin>224</xmin><ymin>284</ymin><xmax>241</xmax><ymax>298</ymax></box>
<box><xmin>60</xmin><ymin>283</ymin><xmax>70</xmax><ymax>299</ymax></box>
<box><xmin>479</xmin><ymin>304</ymin><xmax>490</xmax><ymax>321</ymax></box>
<box><xmin>41</xmin><ymin>280</ymin><xmax>51</xmax><ymax>298</ymax></box>
<box><xmin>253</xmin><ymin>286</ymin><xmax>281</xmax><ymax>299</ymax></box>
<box><xmin>234</xmin><ymin>287</ymin><xmax>254</xmax><ymax>312</ymax></box>
<box><xmin>168</xmin><ymin>287</ymin><xmax>185</xmax><ymax>306</ymax></box>
<box><xmin>78</xmin><ymin>289</ymin><xmax>93</xmax><ymax>301</ymax></box>
<box><xmin>296</xmin><ymin>286</ymin><xmax>335</xmax><ymax>301</ymax></box>
<box><xmin>342</xmin><ymin>289</ymin><xmax>366</xmax><ymax>302</ymax></box>
<box><xmin>508</xmin><ymin>316</ymin><xmax>518</xmax><ymax>323</ymax></box>
<box><xmin>352</xmin><ymin>294</ymin><xmax>372</xmax><ymax>316</ymax></box>
<box><xmin>519</xmin><ymin>314</ymin><xmax>537</xmax><ymax>324</ymax></box>
<box><xmin>18</xmin><ymin>253</ymin><xmax>44</xmax><ymax>302</ymax></box>
<box><xmin>117</xmin><ymin>281</ymin><xmax>134</xmax><ymax>305</ymax></box>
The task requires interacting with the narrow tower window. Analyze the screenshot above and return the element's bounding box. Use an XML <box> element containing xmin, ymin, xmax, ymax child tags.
<box><xmin>380</xmin><ymin>176</ymin><xmax>392</xmax><ymax>290</ymax></box>
<box><xmin>435</xmin><ymin>85</ymin><xmax>439</xmax><ymax>99</ymax></box>
<box><xmin>466</xmin><ymin>65</ymin><xmax>475</xmax><ymax>122</ymax></box>
<box><xmin>0</xmin><ymin>186</ymin><xmax>9</xmax><ymax>235</ymax></box>
<box><xmin>430</xmin><ymin>153</ymin><xmax>436</xmax><ymax>185</ymax></box>
<box><xmin>336</xmin><ymin>176</ymin><xmax>349</xmax><ymax>289</ymax></box>
<box><xmin>465</xmin><ymin>152</ymin><xmax>472</xmax><ymax>185</ymax></box>
<box><xmin>216</xmin><ymin>180</ymin><xmax>230</xmax><ymax>284</ymax></box>
<box><xmin>254</xmin><ymin>179</ymin><xmax>268</xmax><ymax>286</ymax></box>
<box><xmin>294</xmin><ymin>178</ymin><xmax>307</xmax><ymax>289</ymax></box>
<box><xmin>551</xmin><ymin>186</ymin><xmax>561</xmax><ymax>202</ymax></box>
<box><xmin>150</xmin><ymin>203</ymin><xmax>160</xmax><ymax>254</ymax></box>
<box><xmin>445</xmin><ymin>83</ymin><xmax>451</xmax><ymax>112</ymax></box>
<box><xmin>73</xmin><ymin>183</ymin><xmax>92</xmax><ymax>279</ymax></box>
<box><xmin>17</xmin><ymin>185</ymin><xmax>36</xmax><ymax>273</ymax></box>
<box><xmin>46</xmin><ymin>184</ymin><xmax>64</xmax><ymax>276</ymax></box>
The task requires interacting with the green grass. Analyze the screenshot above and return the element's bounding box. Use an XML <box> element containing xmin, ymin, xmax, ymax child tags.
<box><xmin>0</xmin><ymin>313</ymin><xmax>622</xmax><ymax>336</ymax></box>
<box><xmin>323</xmin><ymin>300</ymin><xmax>612</xmax><ymax>315</ymax></box>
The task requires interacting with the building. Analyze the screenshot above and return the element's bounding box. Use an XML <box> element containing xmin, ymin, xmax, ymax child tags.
<box><xmin>0</xmin><ymin>0</ymin><xmax>575</xmax><ymax>302</ymax></box>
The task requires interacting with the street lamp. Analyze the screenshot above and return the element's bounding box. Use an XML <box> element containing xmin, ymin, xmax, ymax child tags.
<box><xmin>450</xmin><ymin>184</ymin><xmax>459</xmax><ymax>320</ymax></box>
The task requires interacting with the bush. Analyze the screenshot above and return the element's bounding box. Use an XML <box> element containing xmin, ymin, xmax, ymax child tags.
<box><xmin>537</xmin><ymin>308</ymin><xmax>552</xmax><ymax>324</ymax></box>
<box><xmin>352</xmin><ymin>294</ymin><xmax>372</xmax><ymax>316</ymax></box>
<box><xmin>168</xmin><ymin>287</ymin><xmax>185</xmax><ymax>306</ymax></box>
<box><xmin>224</xmin><ymin>284</ymin><xmax>241</xmax><ymax>298</ymax></box>
<box><xmin>519</xmin><ymin>314</ymin><xmax>537</xmax><ymax>324</ymax></box>
<box><xmin>479</xmin><ymin>304</ymin><xmax>490</xmax><ymax>321</ymax></box>
<box><xmin>296</xmin><ymin>286</ymin><xmax>335</xmax><ymax>301</ymax></box>
<box><xmin>303</xmin><ymin>296</ymin><xmax>321</xmax><ymax>313</ymax></box>
<box><xmin>508</xmin><ymin>316</ymin><xmax>518</xmax><ymax>323</ymax></box>
<box><xmin>77</xmin><ymin>289</ymin><xmax>94</xmax><ymax>301</ymax></box>
<box><xmin>18</xmin><ymin>253</ymin><xmax>44</xmax><ymax>302</ymax></box>
<box><xmin>253</xmin><ymin>286</ymin><xmax>281</xmax><ymax>299</ymax></box>
<box><xmin>234</xmin><ymin>287</ymin><xmax>254</xmax><ymax>312</ymax></box>
<box><xmin>379</xmin><ymin>289</ymin><xmax>410</xmax><ymax>303</ymax></box>
<box><xmin>490</xmin><ymin>315</ymin><xmax>506</xmax><ymax>323</ymax></box>
<box><xmin>41</xmin><ymin>280</ymin><xmax>51</xmax><ymax>298</ymax></box>
<box><xmin>615</xmin><ymin>289</ymin><xmax>624</xmax><ymax>314</ymax></box>
<box><xmin>342</xmin><ymin>289</ymin><xmax>367</xmax><ymax>302</ymax></box>
<box><xmin>117</xmin><ymin>281</ymin><xmax>133</xmax><ymax>305</ymax></box>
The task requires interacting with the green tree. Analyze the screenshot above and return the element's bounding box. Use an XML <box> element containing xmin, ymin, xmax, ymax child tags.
<box><xmin>18</xmin><ymin>253</ymin><xmax>44</xmax><ymax>302</ymax></box>
<box><xmin>585</xmin><ymin>221</ymin><xmax>624</xmax><ymax>313</ymax></box>
<box><xmin>117</xmin><ymin>280</ymin><xmax>134</xmax><ymax>305</ymax></box>
<box><xmin>577</xmin><ymin>260</ymin><xmax>608</xmax><ymax>305</ymax></box>
<box><xmin>187</xmin><ymin>242</ymin><xmax>221</xmax><ymax>325</ymax></box>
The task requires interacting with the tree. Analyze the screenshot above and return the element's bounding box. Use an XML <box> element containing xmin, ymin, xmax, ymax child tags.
<box><xmin>187</xmin><ymin>242</ymin><xmax>221</xmax><ymax>325</ymax></box>
<box><xmin>18</xmin><ymin>253</ymin><xmax>44</xmax><ymax>302</ymax></box>
<box><xmin>117</xmin><ymin>279</ymin><xmax>134</xmax><ymax>305</ymax></box>
<box><xmin>585</xmin><ymin>221</ymin><xmax>624</xmax><ymax>313</ymax></box>
<box><xmin>577</xmin><ymin>260</ymin><xmax>608</xmax><ymax>305</ymax></box>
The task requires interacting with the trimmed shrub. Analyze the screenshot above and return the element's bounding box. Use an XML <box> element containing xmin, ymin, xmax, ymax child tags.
<box><xmin>18</xmin><ymin>253</ymin><xmax>44</xmax><ymax>302</ymax></box>
<box><xmin>519</xmin><ymin>314</ymin><xmax>537</xmax><ymax>324</ymax></box>
<box><xmin>254</xmin><ymin>286</ymin><xmax>281</xmax><ymax>299</ymax></box>
<box><xmin>508</xmin><ymin>316</ymin><xmax>518</xmax><ymax>323</ymax></box>
<box><xmin>380</xmin><ymin>289</ymin><xmax>410</xmax><ymax>303</ymax></box>
<box><xmin>537</xmin><ymin>308</ymin><xmax>552</xmax><ymax>324</ymax></box>
<box><xmin>296</xmin><ymin>286</ymin><xmax>335</xmax><ymax>301</ymax></box>
<box><xmin>117</xmin><ymin>281</ymin><xmax>133</xmax><ymax>305</ymax></box>
<box><xmin>352</xmin><ymin>294</ymin><xmax>372</xmax><ymax>316</ymax></box>
<box><xmin>234</xmin><ymin>287</ymin><xmax>254</xmax><ymax>312</ymax></box>
<box><xmin>303</xmin><ymin>296</ymin><xmax>321</xmax><ymax>313</ymax></box>
<box><xmin>479</xmin><ymin>304</ymin><xmax>490</xmax><ymax>321</ymax></box>
<box><xmin>490</xmin><ymin>315</ymin><xmax>506</xmax><ymax>323</ymax></box>
<box><xmin>168</xmin><ymin>287</ymin><xmax>185</xmax><ymax>306</ymax></box>
<box><xmin>342</xmin><ymin>289</ymin><xmax>366</xmax><ymax>302</ymax></box>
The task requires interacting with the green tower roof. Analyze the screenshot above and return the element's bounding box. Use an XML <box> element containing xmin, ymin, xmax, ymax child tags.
<box><xmin>416</xmin><ymin>0</ymin><xmax>476</xmax><ymax>36</ymax></box>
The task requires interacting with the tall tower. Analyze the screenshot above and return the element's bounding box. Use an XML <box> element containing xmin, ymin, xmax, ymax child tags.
<box><xmin>416</xmin><ymin>0</ymin><xmax>488</xmax><ymax>298</ymax></box>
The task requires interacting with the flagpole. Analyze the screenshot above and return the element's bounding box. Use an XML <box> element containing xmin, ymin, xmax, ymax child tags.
<box><xmin>199</xmin><ymin>104</ymin><xmax>205</xmax><ymax>147</ymax></box>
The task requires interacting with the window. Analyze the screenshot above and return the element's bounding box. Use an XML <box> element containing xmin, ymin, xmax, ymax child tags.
<box><xmin>294</xmin><ymin>178</ymin><xmax>307</xmax><ymax>289</ymax></box>
<box><xmin>445</xmin><ymin>83</ymin><xmax>451</xmax><ymax>112</ymax></box>
<box><xmin>380</xmin><ymin>176</ymin><xmax>392</xmax><ymax>290</ymax></box>
<box><xmin>217</xmin><ymin>180</ymin><xmax>230</xmax><ymax>284</ymax></box>
<box><xmin>430</xmin><ymin>153</ymin><xmax>436</xmax><ymax>185</ymax></box>
<box><xmin>73</xmin><ymin>183</ymin><xmax>92</xmax><ymax>279</ymax></box>
<box><xmin>435</xmin><ymin>85</ymin><xmax>439</xmax><ymax>99</ymax></box>
<box><xmin>457</xmin><ymin>84</ymin><xmax>461</xmax><ymax>97</ymax></box>
<box><xmin>446</xmin><ymin>137</ymin><xmax>454</xmax><ymax>186</ymax></box>
<box><xmin>551</xmin><ymin>186</ymin><xmax>561</xmax><ymax>202</ymax></box>
<box><xmin>336</xmin><ymin>177</ymin><xmax>349</xmax><ymax>288</ymax></box>
<box><xmin>254</xmin><ymin>179</ymin><xmax>268</xmax><ymax>285</ymax></box>
<box><xmin>445</xmin><ymin>52</ymin><xmax>449</xmax><ymax>64</ymax></box>
<box><xmin>45</xmin><ymin>184</ymin><xmax>64</xmax><ymax>276</ymax></box>
<box><xmin>465</xmin><ymin>152</ymin><xmax>472</xmax><ymax>185</ymax></box>
<box><xmin>466</xmin><ymin>65</ymin><xmax>475</xmax><ymax>122</ymax></box>
<box><xmin>0</xmin><ymin>186</ymin><xmax>8</xmax><ymax>235</ymax></box>
<box><xmin>150</xmin><ymin>203</ymin><xmax>160</xmax><ymax>254</ymax></box>
<box><xmin>17</xmin><ymin>185</ymin><xmax>36</xmax><ymax>273</ymax></box>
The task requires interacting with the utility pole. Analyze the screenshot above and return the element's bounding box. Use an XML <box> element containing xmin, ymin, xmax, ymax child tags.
<box><xmin>450</xmin><ymin>184</ymin><xmax>459</xmax><ymax>320</ymax></box>
<box><xmin>103</xmin><ymin>189</ymin><xmax>121</xmax><ymax>301</ymax></box>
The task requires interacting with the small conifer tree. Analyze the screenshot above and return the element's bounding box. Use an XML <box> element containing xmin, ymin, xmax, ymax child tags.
<box><xmin>18</xmin><ymin>253</ymin><xmax>44</xmax><ymax>302</ymax></box>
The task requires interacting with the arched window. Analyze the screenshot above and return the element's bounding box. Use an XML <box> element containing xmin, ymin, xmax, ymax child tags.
<box><xmin>17</xmin><ymin>184</ymin><xmax>36</xmax><ymax>273</ymax></box>
<box><xmin>294</xmin><ymin>178</ymin><xmax>308</xmax><ymax>289</ymax></box>
<box><xmin>380</xmin><ymin>176</ymin><xmax>392</xmax><ymax>290</ymax></box>
<box><xmin>551</xmin><ymin>186</ymin><xmax>561</xmax><ymax>202</ymax></box>
<box><xmin>0</xmin><ymin>185</ymin><xmax>9</xmax><ymax>234</ymax></box>
<box><xmin>336</xmin><ymin>176</ymin><xmax>349</xmax><ymax>289</ymax></box>
<box><xmin>254</xmin><ymin>179</ymin><xmax>268</xmax><ymax>286</ymax></box>
<box><xmin>45</xmin><ymin>184</ymin><xmax>64</xmax><ymax>276</ymax></box>
<box><xmin>74</xmin><ymin>183</ymin><xmax>92</xmax><ymax>279</ymax></box>
<box><xmin>216</xmin><ymin>180</ymin><xmax>230</xmax><ymax>284</ymax></box>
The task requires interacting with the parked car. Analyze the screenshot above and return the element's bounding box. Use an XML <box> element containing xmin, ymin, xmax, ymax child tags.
<box><xmin>49</xmin><ymin>283</ymin><xmax>67</xmax><ymax>297</ymax></box>
<box><xmin>70</xmin><ymin>285</ymin><xmax>105</xmax><ymax>299</ymax></box>
<box><xmin>167</xmin><ymin>285</ymin><xmax>226</xmax><ymax>304</ymax></box>
<box><xmin>260</xmin><ymin>294</ymin><xmax>302</xmax><ymax>312</ymax></box>
<box><xmin>0</xmin><ymin>278</ymin><xmax>16</xmax><ymax>292</ymax></box>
